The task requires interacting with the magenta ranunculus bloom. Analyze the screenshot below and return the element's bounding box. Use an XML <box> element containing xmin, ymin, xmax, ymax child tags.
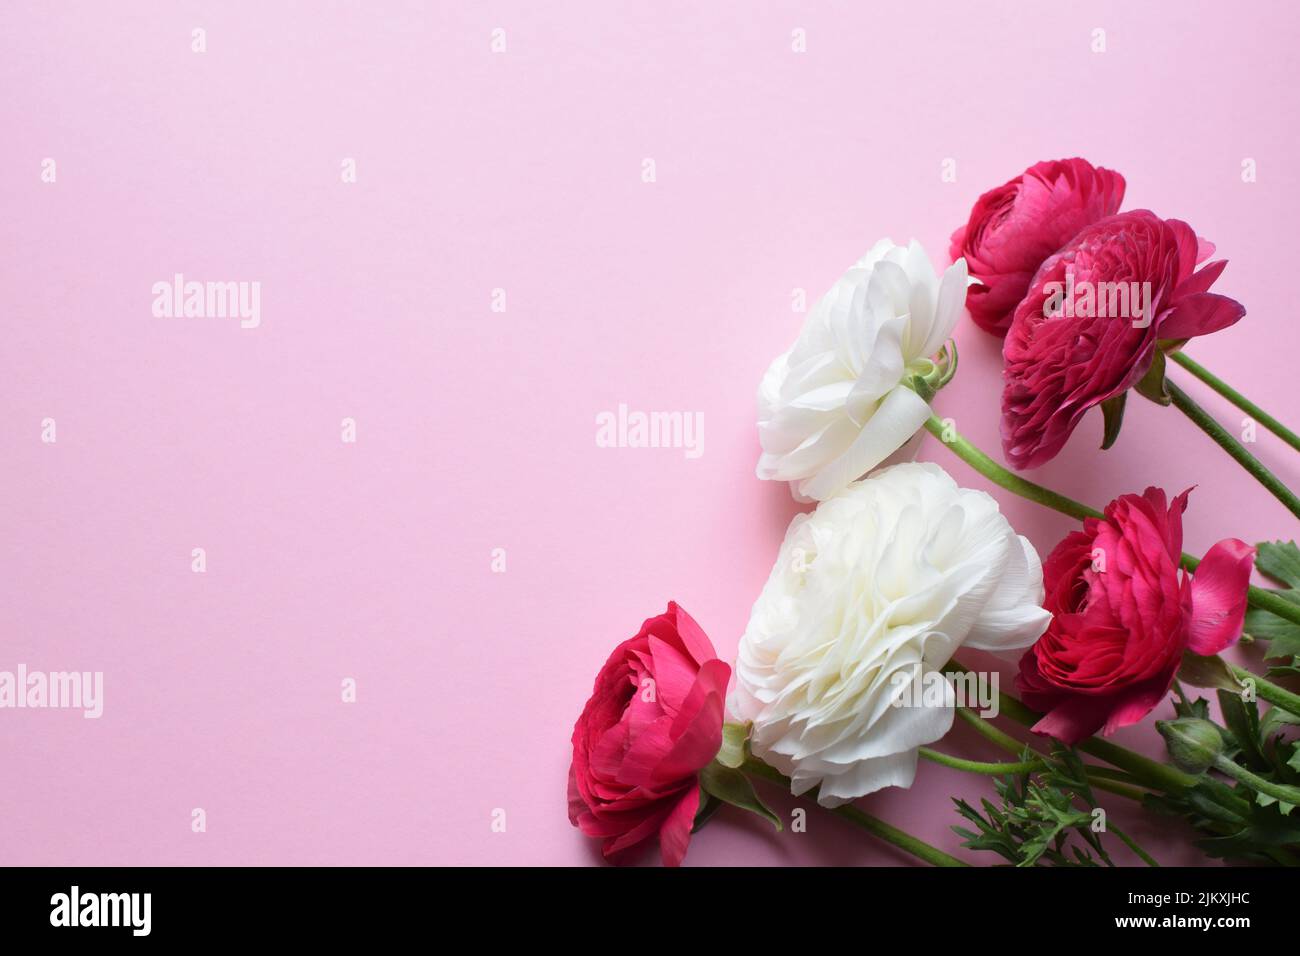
<box><xmin>568</xmin><ymin>602</ymin><xmax>729</xmax><ymax>867</ymax></box>
<box><xmin>950</xmin><ymin>158</ymin><xmax>1125</xmax><ymax>336</ymax></box>
<box><xmin>1001</xmin><ymin>209</ymin><xmax>1246</xmax><ymax>470</ymax></box>
<box><xmin>1017</xmin><ymin>488</ymin><xmax>1255</xmax><ymax>745</ymax></box>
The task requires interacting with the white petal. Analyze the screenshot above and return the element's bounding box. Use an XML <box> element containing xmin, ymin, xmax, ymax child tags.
<box><xmin>737</xmin><ymin>460</ymin><xmax>1050</xmax><ymax>804</ymax></box>
<box><xmin>799</xmin><ymin>386</ymin><xmax>932</xmax><ymax>500</ymax></box>
<box><xmin>917</xmin><ymin>257</ymin><xmax>968</xmax><ymax>360</ymax></box>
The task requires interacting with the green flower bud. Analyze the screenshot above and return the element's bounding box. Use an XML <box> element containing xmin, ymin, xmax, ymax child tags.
<box><xmin>1156</xmin><ymin>718</ymin><xmax>1224</xmax><ymax>774</ymax></box>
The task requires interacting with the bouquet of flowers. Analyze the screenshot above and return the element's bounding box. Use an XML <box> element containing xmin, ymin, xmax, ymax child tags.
<box><xmin>566</xmin><ymin>158</ymin><xmax>1300</xmax><ymax>867</ymax></box>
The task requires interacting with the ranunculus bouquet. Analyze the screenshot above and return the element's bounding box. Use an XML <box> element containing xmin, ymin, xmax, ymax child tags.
<box><xmin>567</xmin><ymin>158</ymin><xmax>1300</xmax><ymax>867</ymax></box>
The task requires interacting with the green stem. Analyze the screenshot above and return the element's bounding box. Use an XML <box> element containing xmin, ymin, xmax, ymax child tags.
<box><xmin>956</xmin><ymin>705</ymin><xmax>1033</xmax><ymax>754</ymax></box>
<box><xmin>956</xmin><ymin>705</ymin><xmax>1160</xmax><ymax>862</ymax></box>
<box><xmin>1170</xmin><ymin>351</ymin><xmax>1300</xmax><ymax>453</ymax></box>
<box><xmin>953</xmin><ymin>671</ymin><xmax>1263</xmax><ymax>828</ymax></box>
<box><xmin>954</xmin><ymin>707</ymin><xmax>1148</xmax><ymax>802</ymax></box>
<box><xmin>925</xmin><ymin>414</ymin><xmax>1300</xmax><ymax>629</ymax></box>
<box><xmin>1166</xmin><ymin>379</ymin><xmax>1300</xmax><ymax>520</ymax></box>
<box><xmin>1107</xmin><ymin>822</ymin><xmax>1161</xmax><ymax>867</ymax></box>
<box><xmin>741</xmin><ymin>758</ymin><xmax>969</xmax><ymax>867</ymax></box>
<box><xmin>918</xmin><ymin>746</ymin><xmax>1042</xmax><ymax>775</ymax></box>
<box><xmin>923</xmin><ymin>417</ymin><xmax>1101</xmax><ymax>521</ymax></box>
<box><xmin>945</xmin><ymin>661</ymin><xmax>1199</xmax><ymax>795</ymax></box>
<box><xmin>1075</xmin><ymin>736</ymin><xmax>1198</xmax><ymax>795</ymax></box>
<box><xmin>1212</xmin><ymin>755</ymin><xmax>1300</xmax><ymax>807</ymax></box>
<box><xmin>1227</xmin><ymin>663</ymin><xmax>1300</xmax><ymax>717</ymax></box>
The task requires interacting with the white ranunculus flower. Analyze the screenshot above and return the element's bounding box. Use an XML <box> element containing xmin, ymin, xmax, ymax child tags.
<box><xmin>757</xmin><ymin>239</ymin><xmax>969</xmax><ymax>501</ymax></box>
<box><xmin>730</xmin><ymin>461</ymin><xmax>1050</xmax><ymax>806</ymax></box>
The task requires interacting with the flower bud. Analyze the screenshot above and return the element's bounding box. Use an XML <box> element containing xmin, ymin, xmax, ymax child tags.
<box><xmin>1156</xmin><ymin>718</ymin><xmax>1224</xmax><ymax>774</ymax></box>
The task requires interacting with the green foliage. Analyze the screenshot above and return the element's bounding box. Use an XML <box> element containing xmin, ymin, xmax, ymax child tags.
<box><xmin>694</xmin><ymin>724</ymin><xmax>782</xmax><ymax>833</ymax></box>
<box><xmin>1244</xmin><ymin>541</ymin><xmax>1300</xmax><ymax>674</ymax></box>
<box><xmin>952</xmin><ymin>746</ymin><xmax>1115</xmax><ymax>867</ymax></box>
<box><xmin>1149</xmin><ymin>684</ymin><xmax>1300</xmax><ymax>864</ymax></box>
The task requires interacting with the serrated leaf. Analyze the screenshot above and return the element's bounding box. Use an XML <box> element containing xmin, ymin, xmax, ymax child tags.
<box><xmin>1218</xmin><ymin>689</ymin><xmax>1266</xmax><ymax>769</ymax></box>
<box><xmin>1255</xmin><ymin>792</ymin><xmax>1296</xmax><ymax>815</ymax></box>
<box><xmin>1257</xmin><ymin>541</ymin><xmax>1300</xmax><ymax>589</ymax></box>
<box><xmin>699</xmin><ymin>762</ymin><xmax>782</xmax><ymax>831</ymax></box>
<box><xmin>1242</xmin><ymin>594</ymin><xmax>1300</xmax><ymax>666</ymax></box>
<box><xmin>1099</xmin><ymin>392</ymin><xmax>1127</xmax><ymax>450</ymax></box>
<box><xmin>1260</xmin><ymin>705</ymin><xmax>1300</xmax><ymax>742</ymax></box>
<box><xmin>1174</xmin><ymin>692</ymin><xmax>1212</xmax><ymax>720</ymax></box>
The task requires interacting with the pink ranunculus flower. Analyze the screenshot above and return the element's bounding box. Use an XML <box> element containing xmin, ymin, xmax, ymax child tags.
<box><xmin>568</xmin><ymin>602</ymin><xmax>730</xmax><ymax>867</ymax></box>
<box><xmin>1016</xmin><ymin>487</ymin><xmax>1255</xmax><ymax>745</ymax></box>
<box><xmin>1001</xmin><ymin>209</ymin><xmax>1246</xmax><ymax>470</ymax></box>
<box><xmin>950</xmin><ymin>158</ymin><xmax>1125</xmax><ymax>336</ymax></box>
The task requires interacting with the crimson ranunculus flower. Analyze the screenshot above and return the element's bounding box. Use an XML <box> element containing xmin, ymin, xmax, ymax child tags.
<box><xmin>1017</xmin><ymin>488</ymin><xmax>1254</xmax><ymax>744</ymax></box>
<box><xmin>950</xmin><ymin>158</ymin><xmax>1125</xmax><ymax>336</ymax></box>
<box><xmin>1001</xmin><ymin>209</ymin><xmax>1246</xmax><ymax>470</ymax></box>
<box><xmin>568</xmin><ymin>602</ymin><xmax>729</xmax><ymax>866</ymax></box>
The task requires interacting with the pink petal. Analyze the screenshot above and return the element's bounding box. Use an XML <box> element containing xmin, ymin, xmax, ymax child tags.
<box><xmin>658</xmin><ymin>787</ymin><xmax>701</xmax><ymax>867</ymax></box>
<box><xmin>1159</xmin><ymin>293</ymin><xmax>1246</xmax><ymax>340</ymax></box>
<box><xmin>1031</xmin><ymin>695</ymin><xmax>1111</xmax><ymax>745</ymax></box>
<box><xmin>666</xmin><ymin>602</ymin><xmax>720</xmax><ymax>667</ymax></box>
<box><xmin>1187</xmin><ymin>538</ymin><xmax>1256</xmax><ymax>655</ymax></box>
<box><xmin>1172</xmin><ymin>259</ymin><xmax>1228</xmax><ymax>300</ymax></box>
<box><xmin>1100</xmin><ymin>678</ymin><xmax>1174</xmax><ymax>736</ymax></box>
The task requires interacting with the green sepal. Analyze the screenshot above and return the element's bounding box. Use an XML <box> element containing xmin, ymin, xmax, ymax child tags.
<box><xmin>905</xmin><ymin>340</ymin><xmax>959</xmax><ymax>405</ymax></box>
<box><xmin>691</xmin><ymin>790</ymin><xmax>722</xmax><ymax>833</ymax></box>
<box><xmin>1178</xmin><ymin>651</ymin><xmax>1244</xmax><ymax>693</ymax></box>
<box><xmin>1099</xmin><ymin>392</ymin><xmax>1127</xmax><ymax>450</ymax></box>
<box><xmin>1133</xmin><ymin>350</ymin><xmax>1171</xmax><ymax>406</ymax></box>
<box><xmin>699</xmin><ymin>762</ymin><xmax>782</xmax><ymax>831</ymax></box>
<box><xmin>716</xmin><ymin>722</ymin><xmax>751</xmax><ymax>769</ymax></box>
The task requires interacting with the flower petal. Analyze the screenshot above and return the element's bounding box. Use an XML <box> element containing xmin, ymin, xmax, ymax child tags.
<box><xmin>1187</xmin><ymin>538</ymin><xmax>1256</xmax><ymax>656</ymax></box>
<box><xmin>799</xmin><ymin>386</ymin><xmax>931</xmax><ymax>500</ymax></box>
<box><xmin>1159</xmin><ymin>293</ymin><xmax>1246</xmax><ymax>341</ymax></box>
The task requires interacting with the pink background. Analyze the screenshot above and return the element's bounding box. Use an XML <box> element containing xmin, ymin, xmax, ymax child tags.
<box><xmin>3</xmin><ymin>1</ymin><xmax>1297</xmax><ymax>866</ymax></box>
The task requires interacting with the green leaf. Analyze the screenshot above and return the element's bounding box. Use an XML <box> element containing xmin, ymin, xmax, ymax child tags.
<box><xmin>950</xmin><ymin>749</ymin><xmax>1119</xmax><ymax>867</ymax></box>
<box><xmin>1217</xmin><ymin>689</ymin><xmax>1266</xmax><ymax>770</ymax></box>
<box><xmin>1179</xmin><ymin>651</ymin><xmax>1244</xmax><ymax>693</ymax></box>
<box><xmin>1243</xmin><ymin>592</ymin><xmax>1300</xmax><ymax>666</ymax></box>
<box><xmin>1255</xmin><ymin>792</ymin><xmax>1297</xmax><ymax>816</ymax></box>
<box><xmin>1257</xmin><ymin>541</ymin><xmax>1300</xmax><ymax>589</ymax></box>
<box><xmin>1261</xmin><ymin>705</ymin><xmax>1300</xmax><ymax>749</ymax></box>
<box><xmin>1133</xmin><ymin>351</ymin><xmax>1171</xmax><ymax>406</ymax></box>
<box><xmin>1099</xmin><ymin>392</ymin><xmax>1127</xmax><ymax>450</ymax></box>
<box><xmin>716</xmin><ymin>722</ymin><xmax>750</xmax><ymax>769</ymax></box>
<box><xmin>699</xmin><ymin>762</ymin><xmax>782</xmax><ymax>831</ymax></box>
<box><xmin>691</xmin><ymin>791</ymin><xmax>721</xmax><ymax>833</ymax></box>
<box><xmin>1173</xmin><ymin>688</ymin><xmax>1212</xmax><ymax>721</ymax></box>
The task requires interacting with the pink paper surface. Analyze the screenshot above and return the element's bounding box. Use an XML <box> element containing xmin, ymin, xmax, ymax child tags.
<box><xmin>2</xmin><ymin>0</ymin><xmax>1297</xmax><ymax>865</ymax></box>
